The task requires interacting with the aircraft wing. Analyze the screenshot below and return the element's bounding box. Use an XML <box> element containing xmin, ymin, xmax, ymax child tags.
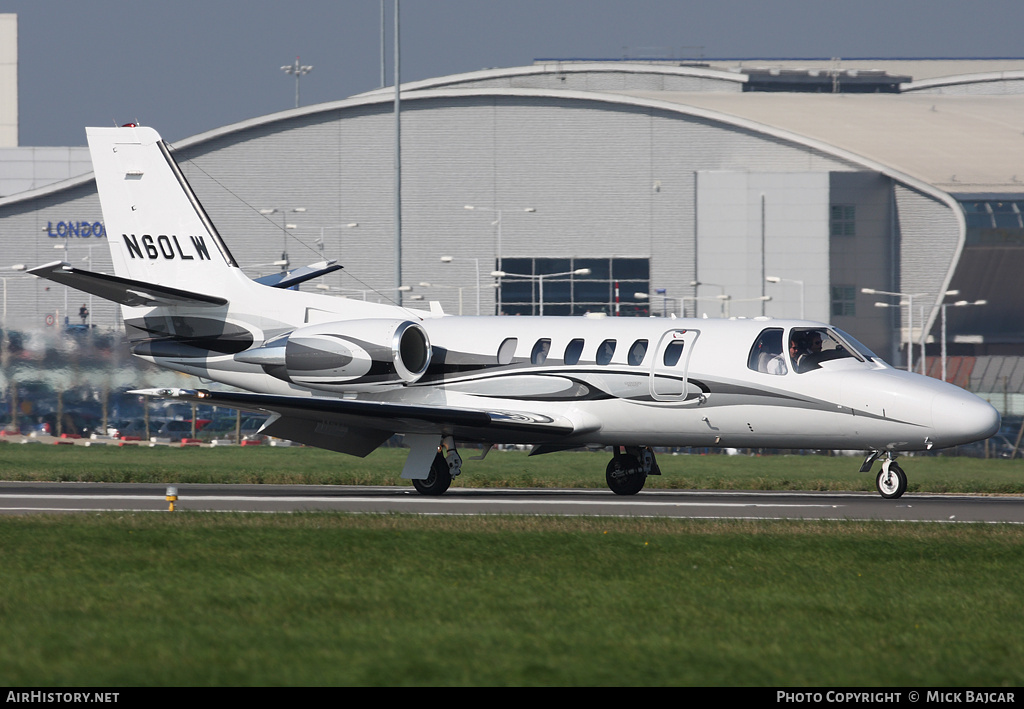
<box><xmin>26</xmin><ymin>261</ymin><xmax>228</xmax><ymax>308</ymax></box>
<box><xmin>131</xmin><ymin>388</ymin><xmax>584</xmax><ymax>456</ymax></box>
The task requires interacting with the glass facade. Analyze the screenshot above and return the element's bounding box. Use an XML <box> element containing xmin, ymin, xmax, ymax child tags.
<box><xmin>830</xmin><ymin>205</ymin><xmax>855</xmax><ymax>237</ymax></box>
<box><xmin>831</xmin><ymin>285</ymin><xmax>856</xmax><ymax>317</ymax></box>
<box><xmin>960</xmin><ymin>200</ymin><xmax>1024</xmax><ymax>245</ymax></box>
<box><xmin>497</xmin><ymin>257</ymin><xmax>650</xmax><ymax>316</ymax></box>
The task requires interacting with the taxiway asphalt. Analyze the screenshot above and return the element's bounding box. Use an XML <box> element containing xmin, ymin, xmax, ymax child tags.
<box><xmin>1</xmin><ymin>481</ymin><xmax>1023</xmax><ymax>523</ymax></box>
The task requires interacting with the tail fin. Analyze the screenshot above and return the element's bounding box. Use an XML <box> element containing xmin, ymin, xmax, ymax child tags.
<box><xmin>86</xmin><ymin>125</ymin><xmax>243</xmax><ymax>297</ymax></box>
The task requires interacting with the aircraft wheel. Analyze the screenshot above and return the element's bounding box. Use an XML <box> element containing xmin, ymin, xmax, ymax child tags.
<box><xmin>875</xmin><ymin>462</ymin><xmax>907</xmax><ymax>499</ymax></box>
<box><xmin>606</xmin><ymin>455</ymin><xmax>647</xmax><ymax>495</ymax></box>
<box><xmin>412</xmin><ymin>452</ymin><xmax>452</xmax><ymax>496</ymax></box>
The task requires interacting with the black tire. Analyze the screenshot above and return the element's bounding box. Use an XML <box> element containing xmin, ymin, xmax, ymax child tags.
<box><xmin>412</xmin><ymin>452</ymin><xmax>452</xmax><ymax>496</ymax></box>
<box><xmin>875</xmin><ymin>462</ymin><xmax>907</xmax><ymax>499</ymax></box>
<box><xmin>606</xmin><ymin>455</ymin><xmax>647</xmax><ymax>495</ymax></box>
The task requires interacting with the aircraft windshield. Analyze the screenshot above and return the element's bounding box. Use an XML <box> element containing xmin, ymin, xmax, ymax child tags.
<box><xmin>749</xmin><ymin>327</ymin><xmax>883</xmax><ymax>375</ymax></box>
<box><xmin>789</xmin><ymin>327</ymin><xmax>867</xmax><ymax>373</ymax></box>
<box><xmin>831</xmin><ymin>328</ymin><xmax>881</xmax><ymax>363</ymax></box>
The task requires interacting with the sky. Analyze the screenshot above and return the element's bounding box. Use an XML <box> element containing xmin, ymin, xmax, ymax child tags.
<box><xmin>6</xmin><ymin>0</ymin><xmax>1024</xmax><ymax>147</ymax></box>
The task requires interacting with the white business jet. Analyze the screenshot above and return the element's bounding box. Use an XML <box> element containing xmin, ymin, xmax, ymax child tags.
<box><xmin>27</xmin><ymin>126</ymin><xmax>1000</xmax><ymax>499</ymax></box>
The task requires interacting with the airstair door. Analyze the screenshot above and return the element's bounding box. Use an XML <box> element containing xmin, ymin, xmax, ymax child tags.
<box><xmin>650</xmin><ymin>329</ymin><xmax>699</xmax><ymax>401</ymax></box>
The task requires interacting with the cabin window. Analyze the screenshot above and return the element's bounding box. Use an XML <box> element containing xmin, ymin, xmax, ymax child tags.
<box><xmin>564</xmin><ymin>338</ymin><xmax>584</xmax><ymax>365</ymax></box>
<box><xmin>748</xmin><ymin>328</ymin><xmax>787</xmax><ymax>375</ymax></box>
<box><xmin>531</xmin><ymin>339</ymin><xmax>551</xmax><ymax>365</ymax></box>
<box><xmin>628</xmin><ymin>339</ymin><xmax>648</xmax><ymax>366</ymax></box>
<box><xmin>596</xmin><ymin>339</ymin><xmax>616</xmax><ymax>365</ymax></box>
<box><xmin>662</xmin><ymin>340</ymin><xmax>685</xmax><ymax>367</ymax></box>
<box><xmin>497</xmin><ymin>338</ymin><xmax>517</xmax><ymax>365</ymax></box>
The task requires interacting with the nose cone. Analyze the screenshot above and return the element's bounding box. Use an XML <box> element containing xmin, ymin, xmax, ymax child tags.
<box><xmin>931</xmin><ymin>387</ymin><xmax>1000</xmax><ymax>446</ymax></box>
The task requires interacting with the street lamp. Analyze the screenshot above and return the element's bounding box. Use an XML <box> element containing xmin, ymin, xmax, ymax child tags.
<box><xmin>419</xmin><ymin>282</ymin><xmax>465</xmax><ymax>315</ymax></box>
<box><xmin>939</xmin><ymin>297</ymin><xmax>987</xmax><ymax>383</ymax></box>
<box><xmin>634</xmin><ymin>291</ymin><xmax>690</xmax><ymax>317</ymax></box>
<box><xmin>315</xmin><ymin>284</ymin><xmax>412</xmax><ymax>302</ymax></box>
<box><xmin>260</xmin><ymin>207</ymin><xmax>305</xmax><ymax>272</ymax></box>
<box><xmin>863</xmin><ymin>287</ymin><xmax>928</xmax><ymax>372</ymax></box>
<box><xmin>440</xmin><ymin>255</ymin><xmax>481</xmax><ymax>315</ymax></box>
<box><xmin>716</xmin><ymin>294</ymin><xmax>771</xmax><ymax>319</ymax></box>
<box><xmin>315</xmin><ymin>222</ymin><xmax>359</xmax><ymax>268</ymax></box>
<box><xmin>463</xmin><ymin>205</ymin><xmax>535</xmax><ymax>314</ymax></box>
<box><xmin>765</xmin><ymin>276</ymin><xmax>805</xmax><ymax>319</ymax></box>
<box><xmin>281</xmin><ymin>56</ymin><xmax>313</xmax><ymax>108</ymax></box>
<box><xmin>690</xmin><ymin>280</ymin><xmax>726</xmax><ymax>317</ymax></box>
<box><xmin>491</xmin><ymin>268</ymin><xmax>590</xmax><ymax>315</ymax></box>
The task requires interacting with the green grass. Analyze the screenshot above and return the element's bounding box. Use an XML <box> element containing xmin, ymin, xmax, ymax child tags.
<box><xmin>1</xmin><ymin>445</ymin><xmax>1022</xmax><ymax>686</ymax></box>
<box><xmin>0</xmin><ymin>442</ymin><xmax>1021</xmax><ymax>494</ymax></box>
<box><xmin>0</xmin><ymin>514</ymin><xmax>1022</xmax><ymax>686</ymax></box>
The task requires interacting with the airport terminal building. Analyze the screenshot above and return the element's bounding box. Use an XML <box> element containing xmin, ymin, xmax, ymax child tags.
<box><xmin>3</xmin><ymin>53</ymin><xmax>1024</xmax><ymax>409</ymax></box>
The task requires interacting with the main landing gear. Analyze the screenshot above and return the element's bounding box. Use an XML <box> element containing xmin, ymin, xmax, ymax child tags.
<box><xmin>605</xmin><ymin>446</ymin><xmax>661</xmax><ymax>495</ymax></box>
<box><xmin>862</xmin><ymin>451</ymin><xmax>908</xmax><ymax>499</ymax></box>
<box><xmin>412</xmin><ymin>438</ymin><xmax>463</xmax><ymax>496</ymax></box>
<box><xmin>408</xmin><ymin>440</ymin><xmax>664</xmax><ymax>497</ymax></box>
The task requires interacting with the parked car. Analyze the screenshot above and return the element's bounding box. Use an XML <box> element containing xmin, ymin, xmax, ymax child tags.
<box><xmin>107</xmin><ymin>419</ymin><xmax>150</xmax><ymax>439</ymax></box>
<box><xmin>235</xmin><ymin>416</ymin><xmax>269</xmax><ymax>443</ymax></box>
<box><xmin>944</xmin><ymin>435</ymin><xmax>1017</xmax><ymax>459</ymax></box>
<box><xmin>154</xmin><ymin>419</ymin><xmax>210</xmax><ymax>439</ymax></box>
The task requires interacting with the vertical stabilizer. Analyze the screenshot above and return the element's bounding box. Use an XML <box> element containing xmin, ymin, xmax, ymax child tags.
<box><xmin>87</xmin><ymin>125</ymin><xmax>242</xmax><ymax>297</ymax></box>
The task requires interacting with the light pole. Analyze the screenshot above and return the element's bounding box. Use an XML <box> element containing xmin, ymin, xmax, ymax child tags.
<box><xmin>419</xmin><ymin>282</ymin><xmax>465</xmax><ymax>315</ymax></box>
<box><xmin>316</xmin><ymin>222</ymin><xmax>359</xmax><ymax>265</ymax></box>
<box><xmin>492</xmin><ymin>268</ymin><xmax>590</xmax><ymax>316</ymax></box>
<box><xmin>281</xmin><ymin>57</ymin><xmax>313</xmax><ymax>108</ymax></box>
<box><xmin>938</xmin><ymin>297</ymin><xmax>987</xmax><ymax>382</ymax></box>
<box><xmin>463</xmin><ymin>205</ymin><xmax>535</xmax><ymax>314</ymax></box>
<box><xmin>260</xmin><ymin>207</ymin><xmax>305</xmax><ymax>272</ymax></box>
<box><xmin>440</xmin><ymin>256</ymin><xmax>481</xmax><ymax>315</ymax></box>
<box><xmin>316</xmin><ymin>283</ymin><xmax>412</xmax><ymax>302</ymax></box>
<box><xmin>765</xmin><ymin>276</ymin><xmax>805</xmax><ymax>319</ymax></box>
<box><xmin>690</xmin><ymin>280</ymin><xmax>726</xmax><ymax>317</ymax></box>
<box><xmin>716</xmin><ymin>294</ymin><xmax>771</xmax><ymax>319</ymax></box>
<box><xmin>863</xmin><ymin>288</ymin><xmax>928</xmax><ymax>372</ymax></box>
<box><xmin>633</xmin><ymin>291</ymin><xmax>692</xmax><ymax>317</ymax></box>
<box><xmin>52</xmin><ymin>242</ymin><xmax>69</xmax><ymax>326</ymax></box>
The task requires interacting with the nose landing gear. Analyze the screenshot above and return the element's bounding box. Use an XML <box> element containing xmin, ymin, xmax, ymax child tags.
<box><xmin>862</xmin><ymin>451</ymin><xmax>908</xmax><ymax>499</ymax></box>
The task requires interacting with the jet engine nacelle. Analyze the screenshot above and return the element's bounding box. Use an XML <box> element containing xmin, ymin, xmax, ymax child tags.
<box><xmin>236</xmin><ymin>319</ymin><xmax>431</xmax><ymax>390</ymax></box>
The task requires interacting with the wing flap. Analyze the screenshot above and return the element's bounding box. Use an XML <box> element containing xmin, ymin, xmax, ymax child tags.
<box><xmin>27</xmin><ymin>261</ymin><xmax>228</xmax><ymax>308</ymax></box>
<box><xmin>131</xmin><ymin>388</ymin><xmax>581</xmax><ymax>453</ymax></box>
<box><xmin>259</xmin><ymin>413</ymin><xmax>394</xmax><ymax>457</ymax></box>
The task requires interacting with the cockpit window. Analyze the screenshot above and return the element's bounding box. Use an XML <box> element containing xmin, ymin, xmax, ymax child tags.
<box><xmin>789</xmin><ymin>327</ymin><xmax>866</xmax><ymax>373</ymax></box>
<box><xmin>748</xmin><ymin>328</ymin><xmax>787</xmax><ymax>375</ymax></box>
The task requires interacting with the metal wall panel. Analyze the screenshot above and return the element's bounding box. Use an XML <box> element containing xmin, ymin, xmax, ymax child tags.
<box><xmin>893</xmin><ymin>183</ymin><xmax>960</xmax><ymax>331</ymax></box>
<box><xmin>0</xmin><ymin>93</ymin><xmax>884</xmax><ymax>326</ymax></box>
<box><xmin>697</xmin><ymin>171</ymin><xmax>830</xmax><ymax>321</ymax></box>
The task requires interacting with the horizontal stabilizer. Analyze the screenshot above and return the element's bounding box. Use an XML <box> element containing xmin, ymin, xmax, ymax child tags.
<box><xmin>252</xmin><ymin>261</ymin><xmax>344</xmax><ymax>289</ymax></box>
<box><xmin>26</xmin><ymin>261</ymin><xmax>227</xmax><ymax>308</ymax></box>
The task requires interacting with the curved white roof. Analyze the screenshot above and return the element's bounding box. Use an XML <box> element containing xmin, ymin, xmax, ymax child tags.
<box><xmin>5</xmin><ymin>62</ymin><xmax>1023</xmax><ymax>208</ymax></box>
<box><xmin>359</xmin><ymin>62</ymin><xmax>1024</xmax><ymax>196</ymax></box>
<box><xmin>355</xmin><ymin>62</ymin><xmax>746</xmax><ymax>97</ymax></box>
<box><xmin>618</xmin><ymin>91</ymin><xmax>1024</xmax><ymax>195</ymax></box>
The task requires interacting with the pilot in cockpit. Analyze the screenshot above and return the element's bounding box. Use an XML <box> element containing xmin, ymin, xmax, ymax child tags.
<box><xmin>794</xmin><ymin>330</ymin><xmax>824</xmax><ymax>373</ymax></box>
